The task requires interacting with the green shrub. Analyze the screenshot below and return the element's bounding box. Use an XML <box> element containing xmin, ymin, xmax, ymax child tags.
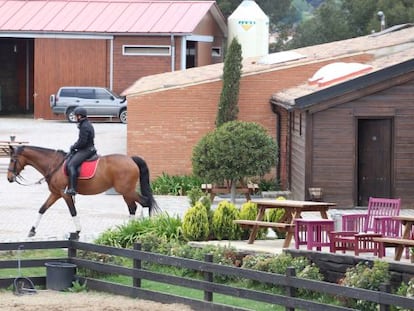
<box><xmin>182</xmin><ymin>202</ymin><xmax>210</xmax><ymax>241</ymax></box>
<box><xmin>212</xmin><ymin>200</ymin><xmax>241</xmax><ymax>240</ymax></box>
<box><xmin>151</xmin><ymin>173</ymin><xmax>203</xmax><ymax>195</ymax></box>
<box><xmin>187</xmin><ymin>187</ymin><xmax>204</xmax><ymax>206</ymax></box>
<box><xmin>241</xmin><ymin>252</ymin><xmax>324</xmax><ymax>298</ymax></box>
<box><xmin>394</xmin><ymin>277</ymin><xmax>414</xmax><ymax>311</ymax></box>
<box><xmin>198</xmin><ymin>195</ymin><xmax>212</xmax><ymax>211</ymax></box>
<box><xmin>170</xmin><ymin>244</ymin><xmax>239</xmax><ymax>282</ymax></box>
<box><xmin>239</xmin><ymin>201</ymin><xmax>267</xmax><ymax>240</ymax></box>
<box><xmin>265</xmin><ymin>206</ymin><xmax>286</xmax><ymax>239</ymax></box>
<box><xmin>296</xmin><ymin>263</ymin><xmax>325</xmax><ymax>299</ymax></box>
<box><xmin>257</xmin><ymin>178</ymin><xmax>280</xmax><ymax>191</ymax></box>
<box><xmin>339</xmin><ymin>260</ymin><xmax>390</xmax><ymax>311</ymax></box>
<box><xmin>94</xmin><ymin>213</ymin><xmax>184</xmax><ymax>248</ymax></box>
<box><xmin>138</xmin><ymin>232</ymin><xmax>175</xmax><ymax>254</ymax></box>
<box><xmin>151</xmin><ymin>213</ymin><xmax>183</xmax><ymax>241</ymax></box>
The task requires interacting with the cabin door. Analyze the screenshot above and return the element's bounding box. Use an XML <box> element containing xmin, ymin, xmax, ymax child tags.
<box><xmin>357</xmin><ymin>118</ymin><xmax>392</xmax><ymax>206</ymax></box>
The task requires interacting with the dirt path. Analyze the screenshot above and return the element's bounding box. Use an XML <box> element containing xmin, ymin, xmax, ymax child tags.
<box><xmin>0</xmin><ymin>290</ymin><xmax>195</xmax><ymax>311</ymax></box>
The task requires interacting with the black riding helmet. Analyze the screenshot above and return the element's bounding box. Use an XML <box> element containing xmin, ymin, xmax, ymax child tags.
<box><xmin>74</xmin><ymin>107</ymin><xmax>87</xmax><ymax>118</ymax></box>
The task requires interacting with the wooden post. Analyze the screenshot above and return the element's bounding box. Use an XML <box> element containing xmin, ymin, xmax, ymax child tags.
<box><xmin>68</xmin><ymin>232</ymin><xmax>78</xmax><ymax>259</ymax></box>
<box><xmin>379</xmin><ymin>283</ymin><xmax>391</xmax><ymax>311</ymax></box>
<box><xmin>285</xmin><ymin>267</ymin><xmax>296</xmax><ymax>311</ymax></box>
<box><xmin>204</xmin><ymin>254</ymin><xmax>213</xmax><ymax>302</ymax></box>
<box><xmin>133</xmin><ymin>243</ymin><xmax>142</xmax><ymax>288</ymax></box>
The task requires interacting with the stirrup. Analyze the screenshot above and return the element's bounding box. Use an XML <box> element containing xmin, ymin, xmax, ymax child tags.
<box><xmin>64</xmin><ymin>188</ymin><xmax>77</xmax><ymax>196</ymax></box>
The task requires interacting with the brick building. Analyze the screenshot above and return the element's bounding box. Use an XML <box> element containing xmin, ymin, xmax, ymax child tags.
<box><xmin>0</xmin><ymin>0</ymin><xmax>226</xmax><ymax>119</ymax></box>
<box><xmin>124</xmin><ymin>26</ymin><xmax>414</xmax><ymax>206</ymax></box>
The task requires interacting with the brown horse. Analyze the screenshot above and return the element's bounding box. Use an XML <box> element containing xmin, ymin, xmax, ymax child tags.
<box><xmin>7</xmin><ymin>145</ymin><xmax>160</xmax><ymax>237</ymax></box>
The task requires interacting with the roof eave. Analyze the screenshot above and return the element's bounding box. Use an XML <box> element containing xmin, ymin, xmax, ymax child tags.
<box><xmin>288</xmin><ymin>58</ymin><xmax>414</xmax><ymax>111</ymax></box>
<box><xmin>210</xmin><ymin>2</ymin><xmax>228</xmax><ymax>37</ymax></box>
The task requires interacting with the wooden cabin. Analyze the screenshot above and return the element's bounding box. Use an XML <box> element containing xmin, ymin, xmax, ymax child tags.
<box><xmin>271</xmin><ymin>54</ymin><xmax>414</xmax><ymax>208</ymax></box>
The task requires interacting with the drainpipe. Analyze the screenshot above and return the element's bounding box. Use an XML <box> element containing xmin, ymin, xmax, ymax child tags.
<box><xmin>181</xmin><ymin>36</ymin><xmax>187</xmax><ymax>70</ymax></box>
<box><xmin>109</xmin><ymin>38</ymin><xmax>114</xmax><ymax>90</ymax></box>
<box><xmin>170</xmin><ymin>35</ymin><xmax>175</xmax><ymax>72</ymax></box>
<box><xmin>270</xmin><ymin>103</ymin><xmax>282</xmax><ymax>188</ymax></box>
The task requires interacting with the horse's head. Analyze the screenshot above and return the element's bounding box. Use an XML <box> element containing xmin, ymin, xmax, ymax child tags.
<box><xmin>7</xmin><ymin>145</ymin><xmax>26</xmax><ymax>183</ymax></box>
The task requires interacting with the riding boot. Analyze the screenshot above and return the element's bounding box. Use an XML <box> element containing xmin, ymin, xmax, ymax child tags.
<box><xmin>65</xmin><ymin>167</ymin><xmax>78</xmax><ymax>195</ymax></box>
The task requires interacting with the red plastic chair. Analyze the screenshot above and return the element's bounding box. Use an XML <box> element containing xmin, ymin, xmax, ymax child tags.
<box><xmin>330</xmin><ymin>197</ymin><xmax>401</xmax><ymax>256</ymax></box>
<box><xmin>295</xmin><ymin>219</ymin><xmax>334</xmax><ymax>251</ymax></box>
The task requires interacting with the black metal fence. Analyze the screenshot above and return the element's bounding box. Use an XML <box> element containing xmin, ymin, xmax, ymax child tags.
<box><xmin>0</xmin><ymin>235</ymin><xmax>413</xmax><ymax>311</ymax></box>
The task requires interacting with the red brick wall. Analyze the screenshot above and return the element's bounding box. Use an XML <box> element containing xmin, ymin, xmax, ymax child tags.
<box><xmin>128</xmin><ymin>54</ymin><xmax>373</xmax><ymax>187</ymax></box>
<box><xmin>112</xmin><ymin>36</ymin><xmax>178</xmax><ymax>94</ymax></box>
<box><xmin>112</xmin><ymin>34</ymin><xmax>226</xmax><ymax>94</ymax></box>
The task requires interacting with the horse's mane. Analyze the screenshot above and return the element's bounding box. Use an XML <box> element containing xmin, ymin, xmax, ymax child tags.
<box><xmin>17</xmin><ymin>145</ymin><xmax>67</xmax><ymax>157</ymax></box>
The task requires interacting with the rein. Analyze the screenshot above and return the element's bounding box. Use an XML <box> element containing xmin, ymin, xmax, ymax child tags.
<box><xmin>37</xmin><ymin>152</ymin><xmax>68</xmax><ymax>184</ymax></box>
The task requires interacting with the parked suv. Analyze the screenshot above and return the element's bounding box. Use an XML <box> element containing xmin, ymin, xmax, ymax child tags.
<box><xmin>50</xmin><ymin>86</ymin><xmax>127</xmax><ymax>123</ymax></box>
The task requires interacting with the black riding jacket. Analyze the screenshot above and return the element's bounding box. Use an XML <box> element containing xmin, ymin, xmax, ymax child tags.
<box><xmin>71</xmin><ymin>118</ymin><xmax>95</xmax><ymax>151</ymax></box>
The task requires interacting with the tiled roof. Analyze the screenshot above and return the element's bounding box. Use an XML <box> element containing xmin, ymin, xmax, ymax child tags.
<box><xmin>124</xmin><ymin>24</ymin><xmax>414</xmax><ymax>97</ymax></box>
<box><xmin>0</xmin><ymin>0</ymin><xmax>225</xmax><ymax>34</ymax></box>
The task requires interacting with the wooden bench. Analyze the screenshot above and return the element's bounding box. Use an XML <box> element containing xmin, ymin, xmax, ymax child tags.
<box><xmin>373</xmin><ymin>237</ymin><xmax>414</xmax><ymax>246</ymax></box>
<box><xmin>0</xmin><ymin>144</ymin><xmax>11</xmax><ymax>158</ymax></box>
<box><xmin>202</xmin><ymin>183</ymin><xmax>259</xmax><ymax>201</ymax></box>
<box><xmin>233</xmin><ymin>219</ymin><xmax>294</xmax><ymax>230</ymax></box>
<box><xmin>373</xmin><ymin>237</ymin><xmax>414</xmax><ymax>260</ymax></box>
<box><xmin>0</xmin><ymin>140</ymin><xmax>29</xmax><ymax>158</ymax></box>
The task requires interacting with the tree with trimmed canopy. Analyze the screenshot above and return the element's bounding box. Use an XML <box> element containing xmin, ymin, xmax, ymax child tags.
<box><xmin>192</xmin><ymin>121</ymin><xmax>278</xmax><ymax>203</ymax></box>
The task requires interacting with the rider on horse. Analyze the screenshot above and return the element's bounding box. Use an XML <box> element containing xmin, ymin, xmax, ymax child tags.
<box><xmin>65</xmin><ymin>107</ymin><xmax>97</xmax><ymax>196</ymax></box>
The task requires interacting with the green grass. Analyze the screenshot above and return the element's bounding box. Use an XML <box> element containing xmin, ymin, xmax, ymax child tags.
<box><xmin>103</xmin><ymin>274</ymin><xmax>283</xmax><ymax>311</ymax></box>
<box><xmin>0</xmin><ymin>249</ymin><xmax>68</xmax><ymax>278</ymax></box>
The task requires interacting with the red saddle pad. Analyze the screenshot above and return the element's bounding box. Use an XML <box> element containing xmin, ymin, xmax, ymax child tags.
<box><xmin>64</xmin><ymin>159</ymin><xmax>99</xmax><ymax>179</ymax></box>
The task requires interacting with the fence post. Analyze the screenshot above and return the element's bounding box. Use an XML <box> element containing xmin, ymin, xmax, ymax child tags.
<box><xmin>204</xmin><ymin>253</ymin><xmax>213</xmax><ymax>302</ymax></box>
<box><xmin>133</xmin><ymin>243</ymin><xmax>141</xmax><ymax>288</ymax></box>
<box><xmin>285</xmin><ymin>267</ymin><xmax>296</xmax><ymax>311</ymax></box>
<box><xmin>379</xmin><ymin>283</ymin><xmax>391</xmax><ymax>311</ymax></box>
<box><xmin>68</xmin><ymin>232</ymin><xmax>79</xmax><ymax>259</ymax></box>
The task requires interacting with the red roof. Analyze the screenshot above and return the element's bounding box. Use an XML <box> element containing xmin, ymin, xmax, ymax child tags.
<box><xmin>0</xmin><ymin>0</ymin><xmax>225</xmax><ymax>34</ymax></box>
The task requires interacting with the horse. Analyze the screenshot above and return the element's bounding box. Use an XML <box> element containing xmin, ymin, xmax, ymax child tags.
<box><xmin>7</xmin><ymin>145</ymin><xmax>160</xmax><ymax>237</ymax></box>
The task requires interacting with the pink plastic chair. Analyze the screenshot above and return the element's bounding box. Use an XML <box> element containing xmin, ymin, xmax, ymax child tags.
<box><xmin>330</xmin><ymin>197</ymin><xmax>401</xmax><ymax>256</ymax></box>
<box><xmin>295</xmin><ymin>219</ymin><xmax>334</xmax><ymax>251</ymax></box>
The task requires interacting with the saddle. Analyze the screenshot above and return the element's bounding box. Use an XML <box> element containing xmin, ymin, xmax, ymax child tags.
<box><xmin>63</xmin><ymin>155</ymin><xmax>99</xmax><ymax>179</ymax></box>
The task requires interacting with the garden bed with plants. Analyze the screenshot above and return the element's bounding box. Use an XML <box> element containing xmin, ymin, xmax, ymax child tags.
<box><xmin>86</xmin><ymin>193</ymin><xmax>414</xmax><ymax>311</ymax></box>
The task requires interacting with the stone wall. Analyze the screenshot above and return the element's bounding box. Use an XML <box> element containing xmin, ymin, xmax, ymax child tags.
<box><xmin>286</xmin><ymin>249</ymin><xmax>414</xmax><ymax>290</ymax></box>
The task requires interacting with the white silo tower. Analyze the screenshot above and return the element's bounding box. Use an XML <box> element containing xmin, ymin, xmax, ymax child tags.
<box><xmin>228</xmin><ymin>0</ymin><xmax>269</xmax><ymax>58</ymax></box>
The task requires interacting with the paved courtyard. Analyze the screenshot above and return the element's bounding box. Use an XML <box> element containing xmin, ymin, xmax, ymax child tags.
<box><xmin>0</xmin><ymin>117</ymin><xmax>191</xmax><ymax>242</ymax></box>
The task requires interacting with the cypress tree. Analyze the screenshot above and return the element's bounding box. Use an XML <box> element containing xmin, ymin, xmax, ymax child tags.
<box><xmin>216</xmin><ymin>37</ymin><xmax>242</xmax><ymax>127</ymax></box>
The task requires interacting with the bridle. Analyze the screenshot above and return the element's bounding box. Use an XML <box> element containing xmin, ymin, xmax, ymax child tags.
<box><xmin>8</xmin><ymin>150</ymin><xmax>25</xmax><ymax>185</ymax></box>
<box><xmin>8</xmin><ymin>147</ymin><xmax>68</xmax><ymax>186</ymax></box>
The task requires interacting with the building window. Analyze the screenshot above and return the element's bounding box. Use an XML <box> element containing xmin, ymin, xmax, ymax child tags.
<box><xmin>212</xmin><ymin>47</ymin><xmax>221</xmax><ymax>57</ymax></box>
<box><xmin>123</xmin><ymin>45</ymin><xmax>171</xmax><ymax>56</ymax></box>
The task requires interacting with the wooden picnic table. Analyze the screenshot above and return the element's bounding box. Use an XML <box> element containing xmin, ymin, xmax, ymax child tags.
<box><xmin>0</xmin><ymin>140</ymin><xmax>29</xmax><ymax>158</ymax></box>
<box><xmin>374</xmin><ymin>215</ymin><xmax>414</xmax><ymax>261</ymax></box>
<box><xmin>234</xmin><ymin>199</ymin><xmax>336</xmax><ymax>248</ymax></box>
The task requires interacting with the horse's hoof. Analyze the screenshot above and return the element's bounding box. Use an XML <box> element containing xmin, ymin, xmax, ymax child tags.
<box><xmin>28</xmin><ymin>228</ymin><xmax>36</xmax><ymax>237</ymax></box>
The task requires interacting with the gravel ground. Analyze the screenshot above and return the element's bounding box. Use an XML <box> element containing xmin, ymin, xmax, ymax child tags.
<box><xmin>0</xmin><ymin>290</ymin><xmax>195</xmax><ymax>311</ymax></box>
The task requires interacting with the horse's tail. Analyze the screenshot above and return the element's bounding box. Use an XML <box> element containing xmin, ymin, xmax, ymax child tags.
<box><xmin>131</xmin><ymin>156</ymin><xmax>161</xmax><ymax>216</ymax></box>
